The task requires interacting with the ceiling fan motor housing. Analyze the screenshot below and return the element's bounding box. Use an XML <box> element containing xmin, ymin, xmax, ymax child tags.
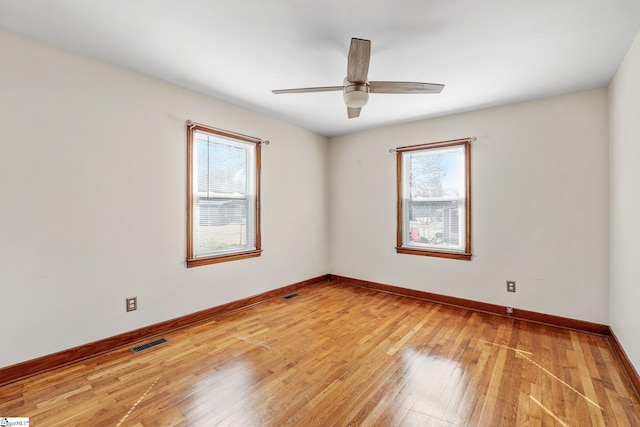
<box><xmin>343</xmin><ymin>79</ymin><xmax>370</xmax><ymax>108</ymax></box>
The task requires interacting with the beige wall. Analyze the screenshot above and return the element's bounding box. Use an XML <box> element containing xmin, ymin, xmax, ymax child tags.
<box><xmin>0</xmin><ymin>29</ymin><xmax>330</xmax><ymax>368</ymax></box>
<box><xmin>610</xmin><ymin>30</ymin><xmax>640</xmax><ymax>374</ymax></box>
<box><xmin>329</xmin><ymin>89</ymin><xmax>610</xmax><ymax>324</ymax></box>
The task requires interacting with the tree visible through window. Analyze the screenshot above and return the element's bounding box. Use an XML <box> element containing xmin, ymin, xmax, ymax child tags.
<box><xmin>187</xmin><ymin>124</ymin><xmax>261</xmax><ymax>267</ymax></box>
<box><xmin>397</xmin><ymin>139</ymin><xmax>471</xmax><ymax>260</ymax></box>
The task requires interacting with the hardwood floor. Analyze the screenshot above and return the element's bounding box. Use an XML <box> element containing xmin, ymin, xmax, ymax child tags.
<box><xmin>1</xmin><ymin>281</ymin><xmax>639</xmax><ymax>426</ymax></box>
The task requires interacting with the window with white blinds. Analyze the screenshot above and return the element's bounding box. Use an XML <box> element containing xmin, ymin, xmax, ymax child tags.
<box><xmin>396</xmin><ymin>139</ymin><xmax>471</xmax><ymax>261</ymax></box>
<box><xmin>187</xmin><ymin>124</ymin><xmax>261</xmax><ymax>267</ymax></box>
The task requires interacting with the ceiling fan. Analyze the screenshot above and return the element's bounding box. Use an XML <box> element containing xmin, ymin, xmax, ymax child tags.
<box><xmin>272</xmin><ymin>37</ymin><xmax>445</xmax><ymax>119</ymax></box>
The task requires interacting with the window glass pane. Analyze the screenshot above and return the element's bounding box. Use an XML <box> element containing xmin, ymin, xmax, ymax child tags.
<box><xmin>195</xmin><ymin>197</ymin><xmax>254</xmax><ymax>256</ymax></box>
<box><xmin>195</xmin><ymin>133</ymin><xmax>250</xmax><ymax>196</ymax></box>
<box><xmin>405</xmin><ymin>200</ymin><xmax>464</xmax><ymax>250</ymax></box>
<box><xmin>404</xmin><ymin>146</ymin><xmax>464</xmax><ymax>199</ymax></box>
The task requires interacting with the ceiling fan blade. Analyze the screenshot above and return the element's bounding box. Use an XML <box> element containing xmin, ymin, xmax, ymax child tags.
<box><xmin>369</xmin><ymin>81</ymin><xmax>445</xmax><ymax>94</ymax></box>
<box><xmin>272</xmin><ymin>86</ymin><xmax>343</xmax><ymax>94</ymax></box>
<box><xmin>347</xmin><ymin>38</ymin><xmax>371</xmax><ymax>84</ymax></box>
<box><xmin>347</xmin><ymin>107</ymin><xmax>361</xmax><ymax>119</ymax></box>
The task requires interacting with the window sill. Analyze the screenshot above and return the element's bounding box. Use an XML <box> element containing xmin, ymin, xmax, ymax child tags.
<box><xmin>396</xmin><ymin>247</ymin><xmax>472</xmax><ymax>261</ymax></box>
<box><xmin>186</xmin><ymin>249</ymin><xmax>262</xmax><ymax>268</ymax></box>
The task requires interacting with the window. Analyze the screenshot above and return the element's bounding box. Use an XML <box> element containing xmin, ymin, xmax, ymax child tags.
<box><xmin>187</xmin><ymin>124</ymin><xmax>261</xmax><ymax>267</ymax></box>
<box><xmin>396</xmin><ymin>139</ymin><xmax>471</xmax><ymax>260</ymax></box>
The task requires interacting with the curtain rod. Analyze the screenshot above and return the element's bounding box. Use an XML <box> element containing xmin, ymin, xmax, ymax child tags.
<box><xmin>389</xmin><ymin>137</ymin><xmax>475</xmax><ymax>153</ymax></box>
<box><xmin>186</xmin><ymin>120</ymin><xmax>270</xmax><ymax>145</ymax></box>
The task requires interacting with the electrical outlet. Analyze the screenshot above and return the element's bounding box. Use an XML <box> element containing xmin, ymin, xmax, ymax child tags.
<box><xmin>126</xmin><ymin>297</ymin><xmax>137</xmax><ymax>312</ymax></box>
<box><xmin>506</xmin><ymin>306</ymin><xmax>514</xmax><ymax>315</ymax></box>
<box><xmin>506</xmin><ymin>281</ymin><xmax>516</xmax><ymax>292</ymax></box>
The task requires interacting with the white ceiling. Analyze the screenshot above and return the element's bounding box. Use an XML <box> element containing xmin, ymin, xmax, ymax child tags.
<box><xmin>1</xmin><ymin>1</ymin><xmax>639</xmax><ymax>137</ymax></box>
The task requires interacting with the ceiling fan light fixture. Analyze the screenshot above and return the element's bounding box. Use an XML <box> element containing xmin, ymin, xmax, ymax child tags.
<box><xmin>343</xmin><ymin>83</ymin><xmax>369</xmax><ymax>108</ymax></box>
<box><xmin>272</xmin><ymin>38</ymin><xmax>444</xmax><ymax>119</ymax></box>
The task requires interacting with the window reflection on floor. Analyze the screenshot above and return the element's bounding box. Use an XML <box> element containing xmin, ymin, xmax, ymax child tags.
<box><xmin>395</xmin><ymin>348</ymin><xmax>468</xmax><ymax>426</ymax></box>
<box><xmin>186</xmin><ymin>358</ymin><xmax>262</xmax><ymax>425</ymax></box>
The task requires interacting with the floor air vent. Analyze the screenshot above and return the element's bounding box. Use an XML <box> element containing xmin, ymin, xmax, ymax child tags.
<box><xmin>131</xmin><ymin>338</ymin><xmax>168</xmax><ymax>353</ymax></box>
<box><xmin>283</xmin><ymin>293</ymin><xmax>299</xmax><ymax>300</ymax></box>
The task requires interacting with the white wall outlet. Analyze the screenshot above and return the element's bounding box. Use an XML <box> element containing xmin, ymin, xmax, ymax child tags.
<box><xmin>126</xmin><ymin>297</ymin><xmax>137</xmax><ymax>312</ymax></box>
